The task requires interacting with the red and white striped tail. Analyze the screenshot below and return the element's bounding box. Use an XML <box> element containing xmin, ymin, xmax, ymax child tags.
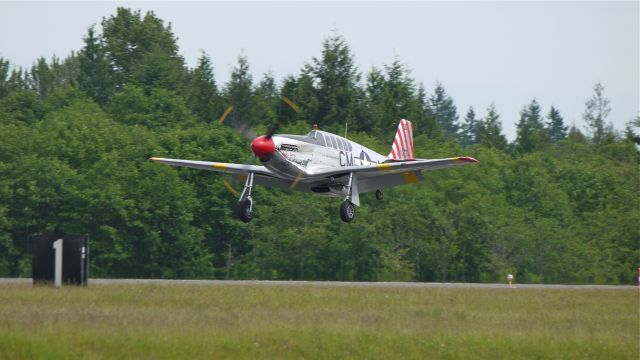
<box><xmin>387</xmin><ymin>119</ymin><xmax>415</xmax><ymax>161</ymax></box>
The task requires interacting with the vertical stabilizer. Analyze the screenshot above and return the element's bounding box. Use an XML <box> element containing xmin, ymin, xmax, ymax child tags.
<box><xmin>387</xmin><ymin>119</ymin><xmax>415</xmax><ymax>161</ymax></box>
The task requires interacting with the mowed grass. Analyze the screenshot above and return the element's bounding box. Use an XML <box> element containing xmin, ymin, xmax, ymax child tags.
<box><xmin>0</xmin><ymin>283</ymin><xmax>637</xmax><ymax>359</ymax></box>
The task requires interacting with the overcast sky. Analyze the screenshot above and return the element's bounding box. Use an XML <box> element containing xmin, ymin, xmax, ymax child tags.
<box><xmin>1</xmin><ymin>1</ymin><xmax>638</xmax><ymax>140</ymax></box>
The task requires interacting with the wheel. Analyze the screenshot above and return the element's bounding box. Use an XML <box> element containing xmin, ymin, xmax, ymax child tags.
<box><xmin>340</xmin><ymin>201</ymin><xmax>356</xmax><ymax>222</ymax></box>
<box><xmin>375</xmin><ymin>189</ymin><xmax>384</xmax><ymax>201</ymax></box>
<box><xmin>237</xmin><ymin>198</ymin><xmax>253</xmax><ymax>223</ymax></box>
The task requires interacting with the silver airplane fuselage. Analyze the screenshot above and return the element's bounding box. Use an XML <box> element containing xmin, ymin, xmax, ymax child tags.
<box><xmin>264</xmin><ymin>130</ymin><xmax>384</xmax><ymax>179</ymax></box>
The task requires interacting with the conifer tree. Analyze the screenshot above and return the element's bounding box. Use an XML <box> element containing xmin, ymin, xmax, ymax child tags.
<box><xmin>310</xmin><ymin>33</ymin><xmax>361</xmax><ymax>129</ymax></box>
<box><xmin>415</xmin><ymin>84</ymin><xmax>440</xmax><ymax>138</ymax></box>
<box><xmin>429</xmin><ymin>82</ymin><xmax>459</xmax><ymax>139</ymax></box>
<box><xmin>567</xmin><ymin>125</ymin><xmax>588</xmax><ymax>143</ymax></box>
<box><xmin>254</xmin><ymin>72</ymin><xmax>279</xmax><ymax>126</ymax></box>
<box><xmin>546</xmin><ymin>106</ymin><xmax>567</xmax><ymax>144</ymax></box>
<box><xmin>29</xmin><ymin>58</ymin><xmax>55</xmax><ymax>98</ymax></box>
<box><xmin>223</xmin><ymin>55</ymin><xmax>255</xmax><ymax>127</ymax></box>
<box><xmin>365</xmin><ymin>59</ymin><xmax>425</xmax><ymax>135</ymax></box>
<box><xmin>0</xmin><ymin>58</ymin><xmax>11</xmax><ymax>99</ymax></box>
<box><xmin>478</xmin><ymin>103</ymin><xmax>507</xmax><ymax>150</ymax></box>
<box><xmin>78</xmin><ymin>26</ymin><xmax>113</xmax><ymax>105</ymax></box>
<box><xmin>460</xmin><ymin>106</ymin><xmax>481</xmax><ymax>146</ymax></box>
<box><xmin>624</xmin><ymin>115</ymin><xmax>640</xmax><ymax>145</ymax></box>
<box><xmin>514</xmin><ymin>99</ymin><xmax>548</xmax><ymax>154</ymax></box>
<box><xmin>27</xmin><ymin>56</ymin><xmax>79</xmax><ymax>98</ymax></box>
<box><xmin>187</xmin><ymin>52</ymin><xmax>220</xmax><ymax>123</ymax></box>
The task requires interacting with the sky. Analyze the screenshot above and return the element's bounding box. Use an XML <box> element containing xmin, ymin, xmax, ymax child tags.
<box><xmin>0</xmin><ymin>1</ymin><xmax>638</xmax><ymax>140</ymax></box>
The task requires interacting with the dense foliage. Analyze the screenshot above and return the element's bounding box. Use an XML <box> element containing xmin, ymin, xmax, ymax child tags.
<box><xmin>0</xmin><ymin>8</ymin><xmax>637</xmax><ymax>283</ymax></box>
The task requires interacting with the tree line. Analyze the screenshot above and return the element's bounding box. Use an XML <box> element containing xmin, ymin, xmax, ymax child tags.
<box><xmin>0</xmin><ymin>8</ymin><xmax>638</xmax><ymax>283</ymax></box>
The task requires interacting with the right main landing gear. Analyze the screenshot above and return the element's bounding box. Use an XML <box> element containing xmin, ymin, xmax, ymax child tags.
<box><xmin>237</xmin><ymin>198</ymin><xmax>253</xmax><ymax>223</ymax></box>
<box><xmin>236</xmin><ymin>172</ymin><xmax>255</xmax><ymax>223</ymax></box>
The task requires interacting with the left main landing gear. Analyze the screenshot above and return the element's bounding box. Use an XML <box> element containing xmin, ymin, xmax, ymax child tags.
<box><xmin>340</xmin><ymin>201</ymin><xmax>356</xmax><ymax>222</ymax></box>
<box><xmin>236</xmin><ymin>172</ymin><xmax>255</xmax><ymax>223</ymax></box>
<box><xmin>340</xmin><ymin>172</ymin><xmax>360</xmax><ymax>223</ymax></box>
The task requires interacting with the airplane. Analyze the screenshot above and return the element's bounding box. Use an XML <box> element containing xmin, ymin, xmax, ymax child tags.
<box><xmin>150</xmin><ymin>119</ymin><xmax>478</xmax><ymax>223</ymax></box>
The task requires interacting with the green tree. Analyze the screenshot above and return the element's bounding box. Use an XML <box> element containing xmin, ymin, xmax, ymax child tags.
<box><xmin>187</xmin><ymin>52</ymin><xmax>221</xmax><ymax>123</ymax></box>
<box><xmin>29</xmin><ymin>58</ymin><xmax>55</xmax><ymax>98</ymax></box>
<box><xmin>310</xmin><ymin>33</ymin><xmax>363</xmax><ymax>130</ymax></box>
<box><xmin>567</xmin><ymin>125</ymin><xmax>588</xmax><ymax>143</ymax></box>
<box><xmin>478</xmin><ymin>103</ymin><xmax>507</xmax><ymax>150</ymax></box>
<box><xmin>429</xmin><ymin>82</ymin><xmax>459</xmax><ymax>139</ymax></box>
<box><xmin>460</xmin><ymin>106</ymin><xmax>481</xmax><ymax>146</ymax></box>
<box><xmin>101</xmin><ymin>8</ymin><xmax>186</xmax><ymax>90</ymax></box>
<box><xmin>583</xmin><ymin>82</ymin><xmax>611</xmax><ymax>146</ymax></box>
<box><xmin>624</xmin><ymin>115</ymin><xmax>640</xmax><ymax>145</ymax></box>
<box><xmin>278</xmin><ymin>70</ymin><xmax>319</xmax><ymax>127</ymax></box>
<box><xmin>27</xmin><ymin>55</ymin><xmax>79</xmax><ymax>98</ymax></box>
<box><xmin>0</xmin><ymin>58</ymin><xmax>10</xmax><ymax>99</ymax></box>
<box><xmin>0</xmin><ymin>90</ymin><xmax>45</xmax><ymax>124</ymax></box>
<box><xmin>108</xmin><ymin>85</ymin><xmax>195</xmax><ymax>129</ymax></box>
<box><xmin>252</xmin><ymin>72</ymin><xmax>280</xmax><ymax>129</ymax></box>
<box><xmin>222</xmin><ymin>55</ymin><xmax>256</xmax><ymax>128</ymax></box>
<box><xmin>546</xmin><ymin>106</ymin><xmax>567</xmax><ymax>144</ymax></box>
<box><xmin>364</xmin><ymin>59</ymin><xmax>435</xmax><ymax>137</ymax></box>
<box><xmin>78</xmin><ymin>25</ymin><xmax>113</xmax><ymax>105</ymax></box>
<box><xmin>514</xmin><ymin>99</ymin><xmax>549</xmax><ymax>154</ymax></box>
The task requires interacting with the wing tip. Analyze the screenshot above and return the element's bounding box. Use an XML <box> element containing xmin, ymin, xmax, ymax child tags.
<box><xmin>456</xmin><ymin>156</ymin><xmax>479</xmax><ymax>163</ymax></box>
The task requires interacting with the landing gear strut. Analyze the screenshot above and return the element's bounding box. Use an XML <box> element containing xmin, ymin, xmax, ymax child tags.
<box><xmin>236</xmin><ymin>172</ymin><xmax>254</xmax><ymax>223</ymax></box>
<box><xmin>340</xmin><ymin>172</ymin><xmax>359</xmax><ymax>223</ymax></box>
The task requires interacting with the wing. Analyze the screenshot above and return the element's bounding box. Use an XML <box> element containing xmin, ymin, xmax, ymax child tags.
<box><xmin>149</xmin><ymin>157</ymin><xmax>274</xmax><ymax>176</ymax></box>
<box><xmin>301</xmin><ymin>156</ymin><xmax>479</xmax><ymax>194</ymax></box>
<box><xmin>149</xmin><ymin>157</ymin><xmax>297</xmax><ymax>190</ymax></box>
<box><xmin>307</xmin><ymin>156</ymin><xmax>479</xmax><ymax>178</ymax></box>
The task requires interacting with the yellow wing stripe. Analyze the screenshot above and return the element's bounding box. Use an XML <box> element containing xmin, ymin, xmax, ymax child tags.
<box><xmin>402</xmin><ymin>172</ymin><xmax>420</xmax><ymax>184</ymax></box>
<box><xmin>376</xmin><ymin>163</ymin><xmax>393</xmax><ymax>170</ymax></box>
<box><xmin>212</xmin><ymin>163</ymin><xmax>228</xmax><ymax>170</ymax></box>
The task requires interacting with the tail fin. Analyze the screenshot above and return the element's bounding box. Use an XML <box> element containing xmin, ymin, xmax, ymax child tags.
<box><xmin>387</xmin><ymin>119</ymin><xmax>415</xmax><ymax>161</ymax></box>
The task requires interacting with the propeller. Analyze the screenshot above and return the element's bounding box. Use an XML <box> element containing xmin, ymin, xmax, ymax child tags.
<box><xmin>250</xmin><ymin>96</ymin><xmax>302</xmax><ymax>161</ymax></box>
<box><xmin>219</xmin><ymin>105</ymin><xmax>256</xmax><ymax>140</ymax></box>
<box><xmin>217</xmin><ymin>105</ymin><xmax>256</xmax><ymax>195</ymax></box>
<box><xmin>216</xmin><ymin>95</ymin><xmax>303</xmax><ymax>195</ymax></box>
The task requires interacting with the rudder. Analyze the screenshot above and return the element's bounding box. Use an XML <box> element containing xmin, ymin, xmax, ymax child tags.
<box><xmin>387</xmin><ymin>119</ymin><xmax>415</xmax><ymax>161</ymax></box>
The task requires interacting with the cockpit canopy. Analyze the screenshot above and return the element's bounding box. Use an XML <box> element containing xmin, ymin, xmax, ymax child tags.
<box><xmin>307</xmin><ymin>130</ymin><xmax>353</xmax><ymax>152</ymax></box>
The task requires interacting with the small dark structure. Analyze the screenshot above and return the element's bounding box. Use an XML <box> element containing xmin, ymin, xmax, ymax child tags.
<box><xmin>32</xmin><ymin>234</ymin><xmax>89</xmax><ymax>286</ymax></box>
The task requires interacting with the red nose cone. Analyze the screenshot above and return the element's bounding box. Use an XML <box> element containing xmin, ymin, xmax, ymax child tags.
<box><xmin>251</xmin><ymin>135</ymin><xmax>275</xmax><ymax>161</ymax></box>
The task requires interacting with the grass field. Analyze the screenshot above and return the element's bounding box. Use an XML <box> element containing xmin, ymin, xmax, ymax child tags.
<box><xmin>0</xmin><ymin>282</ymin><xmax>637</xmax><ymax>359</ymax></box>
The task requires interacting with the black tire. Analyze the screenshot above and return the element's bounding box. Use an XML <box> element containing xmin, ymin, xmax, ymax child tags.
<box><xmin>340</xmin><ymin>201</ymin><xmax>356</xmax><ymax>222</ymax></box>
<box><xmin>375</xmin><ymin>189</ymin><xmax>384</xmax><ymax>201</ymax></box>
<box><xmin>237</xmin><ymin>199</ymin><xmax>253</xmax><ymax>223</ymax></box>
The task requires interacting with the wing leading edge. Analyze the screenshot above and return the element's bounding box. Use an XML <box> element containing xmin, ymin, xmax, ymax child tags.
<box><xmin>149</xmin><ymin>157</ymin><xmax>274</xmax><ymax>176</ymax></box>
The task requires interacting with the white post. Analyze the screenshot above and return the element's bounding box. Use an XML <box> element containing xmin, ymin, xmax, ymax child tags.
<box><xmin>53</xmin><ymin>239</ymin><xmax>63</xmax><ymax>287</ymax></box>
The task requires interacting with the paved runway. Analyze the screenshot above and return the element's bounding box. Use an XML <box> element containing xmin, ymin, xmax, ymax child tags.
<box><xmin>0</xmin><ymin>278</ymin><xmax>636</xmax><ymax>290</ymax></box>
